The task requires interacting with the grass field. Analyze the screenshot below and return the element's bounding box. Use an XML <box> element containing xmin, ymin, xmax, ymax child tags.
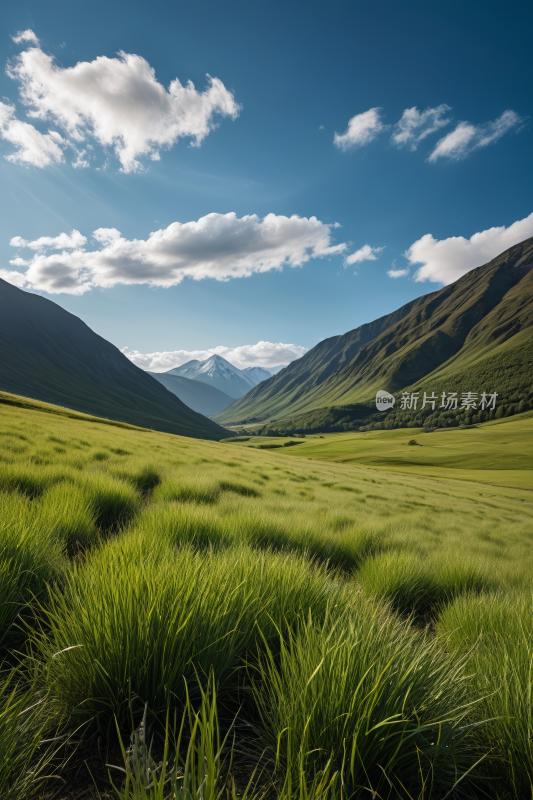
<box><xmin>1</xmin><ymin>391</ymin><xmax>533</xmax><ymax>799</ymax></box>
<box><xmin>234</xmin><ymin>413</ymin><xmax>533</xmax><ymax>491</ymax></box>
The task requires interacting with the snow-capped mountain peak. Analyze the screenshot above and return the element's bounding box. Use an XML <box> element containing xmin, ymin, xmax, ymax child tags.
<box><xmin>165</xmin><ymin>355</ymin><xmax>266</xmax><ymax>399</ymax></box>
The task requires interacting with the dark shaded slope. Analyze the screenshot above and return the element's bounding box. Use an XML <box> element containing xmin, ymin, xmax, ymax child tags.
<box><xmin>0</xmin><ymin>279</ymin><xmax>228</xmax><ymax>440</ymax></box>
<box><xmin>148</xmin><ymin>372</ymin><xmax>234</xmax><ymax>416</ymax></box>
<box><xmin>216</xmin><ymin>237</ymin><xmax>533</xmax><ymax>426</ymax></box>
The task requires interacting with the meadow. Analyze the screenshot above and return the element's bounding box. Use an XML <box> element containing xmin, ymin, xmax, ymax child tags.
<box><xmin>1</xmin><ymin>390</ymin><xmax>533</xmax><ymax>799</ymax></box>
<box><xmin>236</xmin><ymin>413</ymin><xmax>533</xmax><ymax>490</ymax></box>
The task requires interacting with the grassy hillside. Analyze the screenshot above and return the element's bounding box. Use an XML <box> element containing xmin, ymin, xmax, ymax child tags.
<box><xmin>1</xmin><ymin>393</ymin><xmax>533</xmax><ymax>798</ymax></box>
<box><xmin>0</xmin><ymin>278</ymin><xmax>228</xmax><ymax>440</ymax></box>
<box><xmin>216</xmin><ymin>237</ymin><xmax>533</xmax><ymax>430</ymax></box>
<box><xmin>254</xmin><ymin>330</ymin><xmax>533</xmax><ymax>435</ymax></box>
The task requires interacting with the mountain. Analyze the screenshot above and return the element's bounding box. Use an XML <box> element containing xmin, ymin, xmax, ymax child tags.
<box><xmin>268</xmin><ymin>365</ymin><xmax>288</xmax><ymax>375</ymax></box>
<box><xmin>166</xmin><ymin>355</ymin><xmax>256</xmax><ymax>398</ymax></box>
<box><xmin>242</xmin><ymin>366</ymin><xmax>272</xmax><ymax>383</ymax></box>
<box><xmin>214</xmin><ymin>237</ymin><xmax>533</xmax><ymax>429</ymax></box>
<box><xmin>147</xmin><ymin>372</ymin><xmax>234</xmax><ymax>417</ymax></box>
<box><xmin>0</xmin><ymin>279</ymin><xmax>229</xmax><ymax>440</ymax></box>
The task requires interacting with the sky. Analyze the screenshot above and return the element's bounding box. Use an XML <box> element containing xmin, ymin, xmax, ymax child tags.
<box><xmin>0</xmin><ymin>0</ymin><xmax>532</xmax><ymax>372</ymax></box>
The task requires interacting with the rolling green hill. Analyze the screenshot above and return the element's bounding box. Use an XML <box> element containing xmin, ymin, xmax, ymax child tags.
<box><xmin>0</xmin><ymin>278</ymin><xmax>229</xmax><ymax>440</ymax></box>
<box><xmin>215</xmin><ymin>237</ymin><xmax>533</xmax><ymax>431</ymax></box>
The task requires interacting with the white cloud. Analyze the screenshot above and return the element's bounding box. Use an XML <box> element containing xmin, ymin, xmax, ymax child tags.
<box><xmin>10</xmin><ymin>229</ymin><xmax>86</xmax><ymax>251</ymax></box>
<box><xmin>5</xmin><ymin>212</ymin><xmax>346</xmax><ymax>295</ymax></box>
<box><xmin>333</xmin><ymin>108</ymin><xmax>384</xmax><ymax>151</ymax></box>
<box><xmin>122</xmin><ymin>341</ymin><xmax>308</xmax><ymax>372</ymax></box>
<box><xmin>387</xmin><ymin>267</ymin><xmax>409</xmax><ymax>279</ymax></box>
<box><xmin>72</xmin><ymin>149</ymin><xmax>90</xmax><ymax>168</ymax></box>
<box><xmin>0</xmin><ymin>101</ymin><xmax>65</xmax><ymax>167</ymax></box>
<box><xmin>428</xmin><ymin>110</ymin><xmax>522</xmax><ymax>162</ymax></box>
<box><xmin>391</xmin><ymin>104</ymin><xmax>451</xmax><ymax>150</ymax></box>
<box><xmin>0</xmin><ymin>269</ymin><xmax>30</xmax><ymax>288</ymax></box>
<box><xmin>406</xmin><ymin>212</ymin><xmax>533</xmax><ymax>284</ymax></box>
<box><xmin>4</xmin><ymin>40</ymin><xmax>240</xmax><ymax>172</ymax></box>
<box><xmin>345</xmin><ymin>244</ymin><xmax>384</xmax><ymax>266</ymax></box>
<box><xmin>12</xmin><ymin>30</ymin><xmax>39</xmax><ymax>45</ymax></box>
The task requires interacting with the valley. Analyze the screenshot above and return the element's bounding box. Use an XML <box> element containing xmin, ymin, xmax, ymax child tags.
<box><xmin>1</xmin><ymin>242</ymin><xmax>533</xmax><ymax>799</ymax></box>
<box><xmin>1</xmin><ymin>4</ymin><xmax>530</xmax><ymax>797</ymax></box>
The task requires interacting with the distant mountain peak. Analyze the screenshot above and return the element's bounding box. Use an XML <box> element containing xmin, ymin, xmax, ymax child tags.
<box><xmin>242</xmin><ymin>366</ymin><xmax>272</xmax><ymax>383</ymax></box>
<box><xmin>166</xmin><ymin>354</ymin><xmax>260</xmax><ymax>398</ymax></box>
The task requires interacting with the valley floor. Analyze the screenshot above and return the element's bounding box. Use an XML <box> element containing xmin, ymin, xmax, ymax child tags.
<box><xmin>234</xmin><ymin>413</ymin><xmax>533</xmax><ymax>491</ymax></box>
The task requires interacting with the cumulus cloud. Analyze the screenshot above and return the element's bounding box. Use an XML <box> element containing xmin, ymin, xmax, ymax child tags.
<box><xmin>0</xmin><ymin>101</ymin><xmax>65</xmax><ymax>167</ymax></box>
<box><xmin>12</xmin><ymin>29</ymin><xmax>39</xmax><ymax>45</ymax></box>
<box><xmin>3</xmin><ymin>39</ymin><xmax>240</xmax><ymax>171</ymax></box>
<box><xmin>10</xmin><ymin>229</ymin><xmax>86</xmax><ymax>250</ymax></box>
<box><xmin>333</xmin><ymin>108</ymin><xmax>384</xmax><ymax>151</ymax></box>
<box><xmin>0</xmin><ymin>269</ymin><xmax>30</xmax><ymax>288</ymax></box>
<box><xmin>428</xmin><ymin>110</ymin><xmax>522</xmax><ymax>162</ymax></box>
<box><xmin>5</xmin><ymin>212</ymin><xmax>346</xmax><ymax>295</ymax></box>
<box><xmin>406</xmin><ymin>212</ymin><xmax>533</xmax><ymax>284</ymax></box>
<box><xmin>122</xmin><ymin>341</ymin><xmax>308</xmax><ymax>372</ymax></box>
<box><xmin>344</xmin><ymin>244</ymin><xmax>384</xmax><ymax>267</ymax></box>
<box><xmin>391</xmin><ymin>104</ymin><xmax>451</xmax><ymax>150</ymax></box>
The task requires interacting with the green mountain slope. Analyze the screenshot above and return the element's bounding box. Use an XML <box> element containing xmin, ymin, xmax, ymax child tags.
<box><xmin>0</xmin><ymin>279</ymin><xmax>229</xmax><ymax>440</ymax></box>
<box><xmin>215</xmin><ymin>237</ymin><xmax>533</xmax><ymax>428</ymax></box>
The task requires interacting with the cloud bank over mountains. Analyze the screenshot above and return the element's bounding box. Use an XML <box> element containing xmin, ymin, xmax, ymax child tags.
<box><xmin>123</xmin><ymin>341</ymin><xmax>308</xmax><ymax>372</ymax></box>
<box><xmin>4</xmin><ymin>212</ymin><xmax>532</xmax><ymax>293</ymax></box>
<box><xmin>0</xmin><ymin>32</ymin><xmax>240</xmax><ymax>171</ymax></box>
<box><xmin>2</xmin><ymin>212</ymin><xmax>346</xmax><ymax>294</ymax></box>
<box><xmin>406</xmin><ymin>212</ymin><xmax>533</xmax><ymax>284</ymax></box>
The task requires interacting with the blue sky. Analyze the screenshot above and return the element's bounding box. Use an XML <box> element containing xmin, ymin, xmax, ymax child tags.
<box><xmin>0</xmin><ymin>0</ymin><xmax>531</xmax><ymax>371</ymax></box>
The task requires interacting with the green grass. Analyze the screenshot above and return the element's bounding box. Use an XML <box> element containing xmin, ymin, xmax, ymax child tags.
<box><xmin>0</xmin><ymin>671</ymin><xmax>56</xmax><ymax>800</ymax></box>
<box><xmin>0</xmin><ymin>492</ymin><xmax>66</xmax><ymax>645</ymax></box>
<box><xmin>269</xmin><ymin>411</ymin><xmax>533</xmax><ymax>490</ymax></box>
<box><xmin>251</xmin><ymin>607</ymin><xmax>474</xmax><ymax>798</ymax></box>
<box><xmin>0</xmin><ymin>391</ymin><xmax>532</xmax><ymax>798</ymax></box>
<box><xmin>356</xmin><ymin>550</ymin><xmax>495</xmax><ymax>618</ymax></box>
<box><xmin>32</xmin><ymin>537</ymin><xmax>346</xmax><ymax>734</ymax></box>
<box><xmin>436</xmin><ymin>591</ymin><xmax>533</xmax><ymax>795</ymax></box>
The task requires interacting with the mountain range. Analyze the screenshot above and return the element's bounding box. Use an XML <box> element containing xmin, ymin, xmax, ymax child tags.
<box><xmin>2</xmin><ymin>237</ymin><xmax>531</xmax><ymax>440</ymax></box>
<box><xmin>0</xmin><ymin>278</ymin><xmax>228</xmax><ymax>440</ymax></box>
<box><xmin>214</xmin><ymin>237</ymin><xmax>533</xmax><ymax>431</ymax></box>
<box><xmin>164</xmin><ymin>355</ymin><xmax>271</xmax><ymax>398</ymax></box>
